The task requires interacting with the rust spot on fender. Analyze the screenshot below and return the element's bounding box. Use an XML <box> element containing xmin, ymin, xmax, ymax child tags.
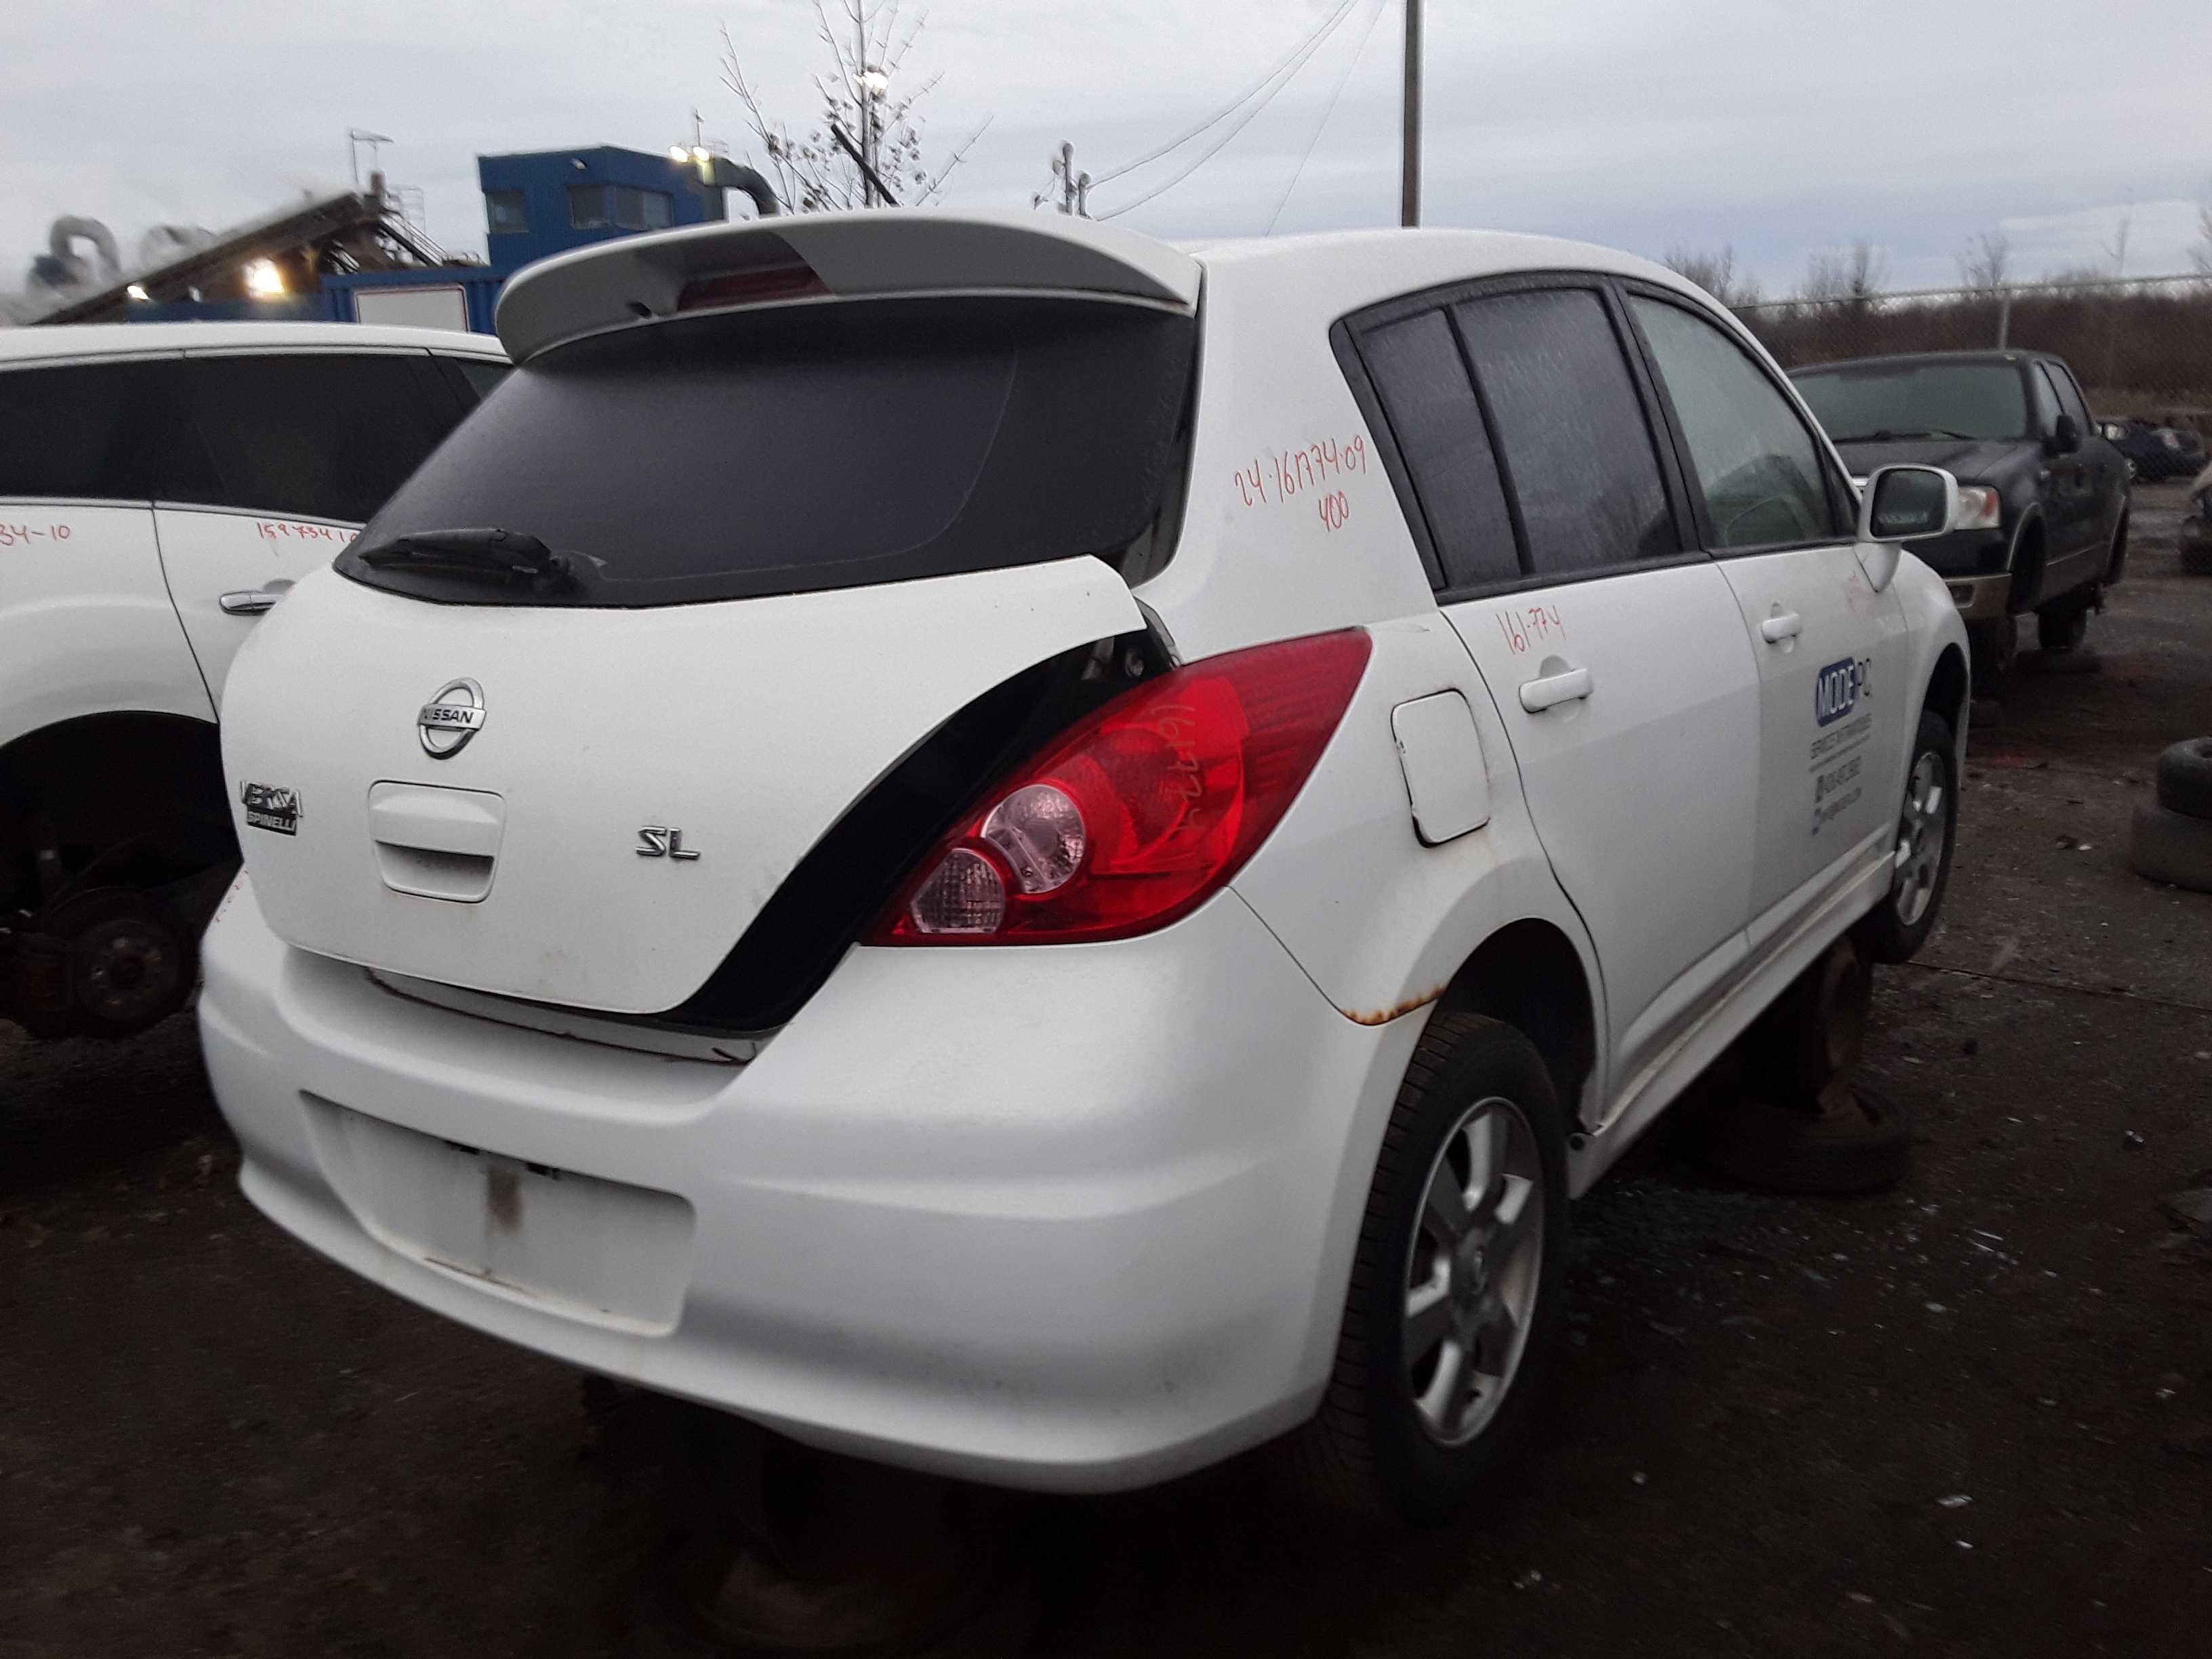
<box><xmin>1340</xmin><ymin>985</ymin><xmax>1446</xmax><ymax>1026</ymax></box>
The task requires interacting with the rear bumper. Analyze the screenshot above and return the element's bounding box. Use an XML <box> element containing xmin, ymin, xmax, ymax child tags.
<box><xmin>200</xmin><ymin>876</ymin><xmax>1408</xmax><ymax>1492</ymax></box>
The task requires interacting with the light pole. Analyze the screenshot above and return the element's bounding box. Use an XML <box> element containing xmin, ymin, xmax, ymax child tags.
<box><xmin>1401</xmin><ymin>0</ymin><xmax>1422</xmax><ymax>227</ymax></box>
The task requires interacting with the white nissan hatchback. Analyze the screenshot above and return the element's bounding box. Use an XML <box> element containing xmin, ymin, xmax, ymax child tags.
<box><xmin>202</xmin><ymin>211</ymin><xmax>1970</xmax><ymax>1521</ymax></box>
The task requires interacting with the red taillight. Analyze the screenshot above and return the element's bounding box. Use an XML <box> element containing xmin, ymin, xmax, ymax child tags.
<box><xmin>676</xmin><ymin>264</ymin><xmax>830</xmax><ymax>311</ymax></box>
<box><xmin>868</xmin><ymin>630</ymin><xmax>1371</xmax><ymax>946</ymax></box>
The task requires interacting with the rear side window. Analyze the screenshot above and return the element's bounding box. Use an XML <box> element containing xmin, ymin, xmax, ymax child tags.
<box><xmin>1630</xmin><ymin>296</ymin><xmax>1844</xmax><ymax>549</ymax></box>
<box><xmin>0</xmin><ymin>359</ymin><xmax>217</xmax><ymax>502</ymax></box>
<box><xmin>186</xmin><ymin>352</ymin><xmax>465</xmax><ymax>523</ymax></box>
<box><xmin>1450</xmin><ymin>289</ymin><xmax>1676</xmax><ymax>576</ymax></box>
<box><xmin>343</xmin><ymin>295</ymin><xmax>1197</xmax><ymax>608</ymax></box>
<box><xmin>1359</xmin><ymin>310</ymin><xmax>1519</xmax><ymax>590</ymax></box>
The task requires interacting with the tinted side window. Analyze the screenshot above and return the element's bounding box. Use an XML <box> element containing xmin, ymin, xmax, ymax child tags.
<box><xmin>2049</xmin><ymin>363</ymin><xmax>2091</xmax><ymax>428</ymax></box>
<box><xmin>1452</xmin><ymin>289</ymin><xmax>1675</xmax><ymax>575</ymax></box>
<box><xmin>0</xmin><ymin>359</ymin><xmax>216</xmax><ymax>501</ymax></box>
<box><xmin>1631</xmin><ymin>297</ymin><xmax>1843</xmax><ymax>549</ymax></box>
<box><xmin>445</xmin><ymin>358</ymin><xmax>510</xmax><ymax>404</ymax></box>
<box><xmin>186</xmin><ymin>353</ymin><xmax>462</xmax><ymax>523</ymax></box>
<box><xmin>2028</xmin><ymin>365</ymin><xmax>2062</xmax><ymax>438</ymax></box>
<box><xmin>1359</xmin><ymin>310</ymin><xmax>1519</xmax><ymax>590</ymax></box>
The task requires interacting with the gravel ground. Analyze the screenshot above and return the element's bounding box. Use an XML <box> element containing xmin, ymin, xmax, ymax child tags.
<box><xmin>5</xmin><ymin>486</ymin><xmax>2210</xmax><ymax>1658</ymax></box>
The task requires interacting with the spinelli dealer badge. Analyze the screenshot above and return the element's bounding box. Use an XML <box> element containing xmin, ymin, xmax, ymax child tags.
<box><xmin>241</xmin><ymin>782</ymin><xmax>301</xmax><ymax>836</ymax></box>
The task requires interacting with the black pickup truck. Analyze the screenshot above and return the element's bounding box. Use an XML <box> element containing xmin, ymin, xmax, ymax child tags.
<box><xmin>1793</xmin><ymin>350</ymin><xmax>2129</xmax><ymax>680</ymax></box>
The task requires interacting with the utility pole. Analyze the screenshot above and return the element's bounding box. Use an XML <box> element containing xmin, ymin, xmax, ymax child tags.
<box><xmin>1047</xmin><ymin>142</ymin><xmax>1091</xmax><ymax>216</ymax></box>
<box><xmin>857</xmin><ymin>7</ymin><xmax>877</xmax><ymax>207</ymax></box>
<box><xmin>1400</xmin><ymin>0</ymin><xmax>1422</xmax><ymax>227</ymax></box>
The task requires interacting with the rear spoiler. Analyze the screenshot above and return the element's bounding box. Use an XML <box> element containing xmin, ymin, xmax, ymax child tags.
<box><xmin>495</xmin><ymin>209</ymin><xmax>1203</xmax><ymax>363</ymax></box>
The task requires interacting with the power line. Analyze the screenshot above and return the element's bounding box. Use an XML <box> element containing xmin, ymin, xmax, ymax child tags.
<box><xmin>1265</xmin><ymin>0</ymin><xmax>1389</xmax><ymax>237</ymax></box>
<box><xmin>1095</xmin><ymin>1</ymin><xmax>1364</xmax><ymax>222</ymax></box>
<box><xmin>1090</xmin><ymin>0</ymin><xmax>1361</xmax><ymax>190</ymax></box>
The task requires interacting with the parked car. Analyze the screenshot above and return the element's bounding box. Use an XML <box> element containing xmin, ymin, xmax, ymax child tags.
<box><xmin>201</xmin><ymin>213</ymin><xmax>1969</xmax><ymax>1523</ymax></box>
<box><xmin>2182</xmin><ymin>459</ymin><xmax>2212</xmax><ymax>575</ymax></box>
<box><xmin>2096</xmin><ymin>415</ymin><xmax>2206</xmax><ymax>483</ymax></box>
<box><xmin>0</xmin><ymin>323</ymin><xmax>508</xmax><ymax>1040</ymax></box>
<box><xmin>1793</xmin><ymin>350</ymin><xmax>2128</xmax><ymax>679</ymax></box>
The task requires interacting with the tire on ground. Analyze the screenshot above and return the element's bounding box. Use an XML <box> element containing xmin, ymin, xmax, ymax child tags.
<box><xmin>1858</xmin><ymin>710</ymin><xmax>1959</xmax><ymax>965</ymax></box>
<box><xmin>1282</xmin><ymin>1011</ymin><xmax>1570</xmax><ymax>1525</ymax></box>
<box><xmin>2156</xmin><ymin>738</ymin><xmax>2212</xmax><ymax>821</ymax></box>
<box><xmin>1692</xmin><ymin>1084</ymin><xmax>1912</xmax><ymax>1195</ymax></box>
<box><xmin>2129</xmin><ymin>800</ymin><xmax>2212</xmax><ymax>893</ymax></box>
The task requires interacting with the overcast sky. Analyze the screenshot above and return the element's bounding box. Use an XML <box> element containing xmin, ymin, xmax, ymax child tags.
<box><xmin>6</xmin><ymin>0</ymin><xmax>2209</xmax><ymax>301</ymax></box>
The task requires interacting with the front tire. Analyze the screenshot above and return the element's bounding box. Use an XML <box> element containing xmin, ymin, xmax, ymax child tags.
<box><xmin>1967</xmin><ymin>617</ymin><xmax>2016</xmax><ymax>685</ymax></box>
<box><xmin>1286</xmin><ymin>1012</ymin><xmax>1569</xmax><ymax>1524</ymax></box>
<box><xmin>1860</xmin><ymin>710</ymin><xmax>1959</xmax><ymax>964</ymax></box>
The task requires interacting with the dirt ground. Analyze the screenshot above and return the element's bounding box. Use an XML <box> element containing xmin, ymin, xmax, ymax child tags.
<box><xmin>5</xmin><ymin>487</ymin><xmax>2211</xmax><ymax>1659</ymax></box>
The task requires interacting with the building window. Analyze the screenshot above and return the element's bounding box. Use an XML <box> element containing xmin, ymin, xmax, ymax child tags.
<box><xmin>485</xmin><ymin>190</ymin><xmax>529</xmax><ymax>234</ymax></box>
<box><xmin>567</xmin><ymin>184</ymin><xmax>673</xmax><ymax>232</ymax></box>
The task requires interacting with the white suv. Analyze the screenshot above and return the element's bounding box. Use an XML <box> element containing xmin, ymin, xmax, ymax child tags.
<box><xmin>201</xmin><ymin>214</ymin><xmax>1969</xmax><ymax>1521</ymax></box>
<box><xmin>0</xmin><ymin>323</ymin><xmax>507</xmax><ymax>1039</ymax></box>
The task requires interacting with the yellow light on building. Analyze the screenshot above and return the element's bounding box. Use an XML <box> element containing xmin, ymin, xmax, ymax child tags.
<box><xmin>245</xmin><ymin>259</ymin><xmax>285</xmax><ymax>298</ymax></box>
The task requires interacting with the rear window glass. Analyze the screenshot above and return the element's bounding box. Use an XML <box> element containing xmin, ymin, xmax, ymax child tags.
<box><xmin>342</xmin><ymin>296</ymin><xmax>1197</xmax><ymax>608</ymax></box>
<box><xmin>1793</xmin><ymin>361</ymin><xmax>2028</xmax><ymax>444</ymax></box>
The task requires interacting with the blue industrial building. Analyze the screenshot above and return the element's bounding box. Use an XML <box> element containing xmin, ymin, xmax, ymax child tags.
<box><xmin>478</xmin><ymin>145</ymin><xmax>729</xmax><ymax>274</ymax></box>
<box><xmin>72</xmin><ymin>144</ymin><xmax>747</xmax><ymax>334</ymax></box>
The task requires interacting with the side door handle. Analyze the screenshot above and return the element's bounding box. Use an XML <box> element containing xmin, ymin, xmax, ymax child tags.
<box><xmin>220</xmin><ymin>588</ymin><xmax>283</xmax><ymax>616</ymax></box>
<box><xmin>1519</xmin><ymin>665</ymin><xmax>1592</xmax><ymax>713</ymax></box>
<box><xmin>1759</xmin><ymin>611</ymin><xmax>1804</xmax><ymax>644</ymax></box>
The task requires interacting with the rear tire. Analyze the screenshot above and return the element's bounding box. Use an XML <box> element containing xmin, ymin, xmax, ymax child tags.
<box><xmin>2036</xmin><ymin>595</ymin><xmax>2090</xmax><ymax>654</ymax></box>
<box><xmin>1859</xmin><ymin>711</ymin><xmax>1958</xmax><ymax>965</ymax></box>
<box><xmin>1284</xmin><ymin>1012</ymin><xmax>1570</xmax><ymax>1525</ymax></box>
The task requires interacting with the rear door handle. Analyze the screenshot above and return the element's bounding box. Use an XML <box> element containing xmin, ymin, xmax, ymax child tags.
<box><xmin>1519</xmin><ymin>666</ymin><xmax>1592</xmax><ymax>713</ymax></box>
<box><xmin>1759</xmin><ymin>611</ymin><xmax>1804</xmax><ymax>644</ymax></box>
<box><xmin>220</xmin><ymin>589</ymin><xmax>283</xmax><ymax>615</ymax></box>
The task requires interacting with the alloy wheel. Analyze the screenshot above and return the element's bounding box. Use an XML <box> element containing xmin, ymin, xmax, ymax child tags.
<box><xmin>1402</xmin><ymin>1096</ymin><xmax>1544</xmax><ymax>1446</ymax></box>
<box><xmin>1892</xmin><ymin>752</ymin><xmax>1947</xmax><ymax>928</ymax></box>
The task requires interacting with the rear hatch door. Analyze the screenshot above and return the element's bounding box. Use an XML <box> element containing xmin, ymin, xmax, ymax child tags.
<box><xmin>222</xmin><ymin>230</ymin><xmax>1196</xmax><ymax>1016</ymax></box>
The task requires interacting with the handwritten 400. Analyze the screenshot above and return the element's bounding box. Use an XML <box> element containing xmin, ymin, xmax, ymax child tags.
<box><xmin>1234</xmin><ymin>433</ymin><xmax>1370</xmax><ymax>512</ymax></box>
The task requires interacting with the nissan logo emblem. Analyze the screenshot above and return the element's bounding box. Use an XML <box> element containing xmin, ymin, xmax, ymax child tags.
<box><xmin>417</xmin><ymin>678</ymin><xmax>486</xmax><ymax>758</ymax></box>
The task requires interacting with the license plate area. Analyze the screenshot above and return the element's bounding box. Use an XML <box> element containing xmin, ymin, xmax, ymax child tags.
<box><xmin>302</xmin><ymin>1095</ymin><xmax>693</xmax><ymax>1333</ymax></box>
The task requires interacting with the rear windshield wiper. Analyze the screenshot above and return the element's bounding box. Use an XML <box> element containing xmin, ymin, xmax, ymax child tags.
<box><xmin>353</xmin><ymin>527</ymin><xmax>583</xmax><ymax>592</ymax></box>
<box><xmin>1827</xmin><ymin>428</ymin><xmax>1973</xmax><ymax>444</ymax></box>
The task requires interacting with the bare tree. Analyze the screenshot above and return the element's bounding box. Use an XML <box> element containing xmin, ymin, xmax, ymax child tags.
<box><xmin>1957</xmin><ymin>229</ymin><xmax>2011</xmax><ymax>294</ymax></box>
<box><xmin>1661</xmin><ymin>244</ymin><xmax>1763</xmax><ymax>308</ymax></box>
<box><xmin>2194</xmin><ymin>193</ymin><xmax>2212</xmax><ymax>276</ymax></box>
<box><xmin>720</xmin><ymin>3</ymin><xmax>989</xmax><ymax>213</ymax></box>
<box><xmin>1800</xmin><ymin>240</ymin><xmax>1887</xmax><ymax>308</ymax></box>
